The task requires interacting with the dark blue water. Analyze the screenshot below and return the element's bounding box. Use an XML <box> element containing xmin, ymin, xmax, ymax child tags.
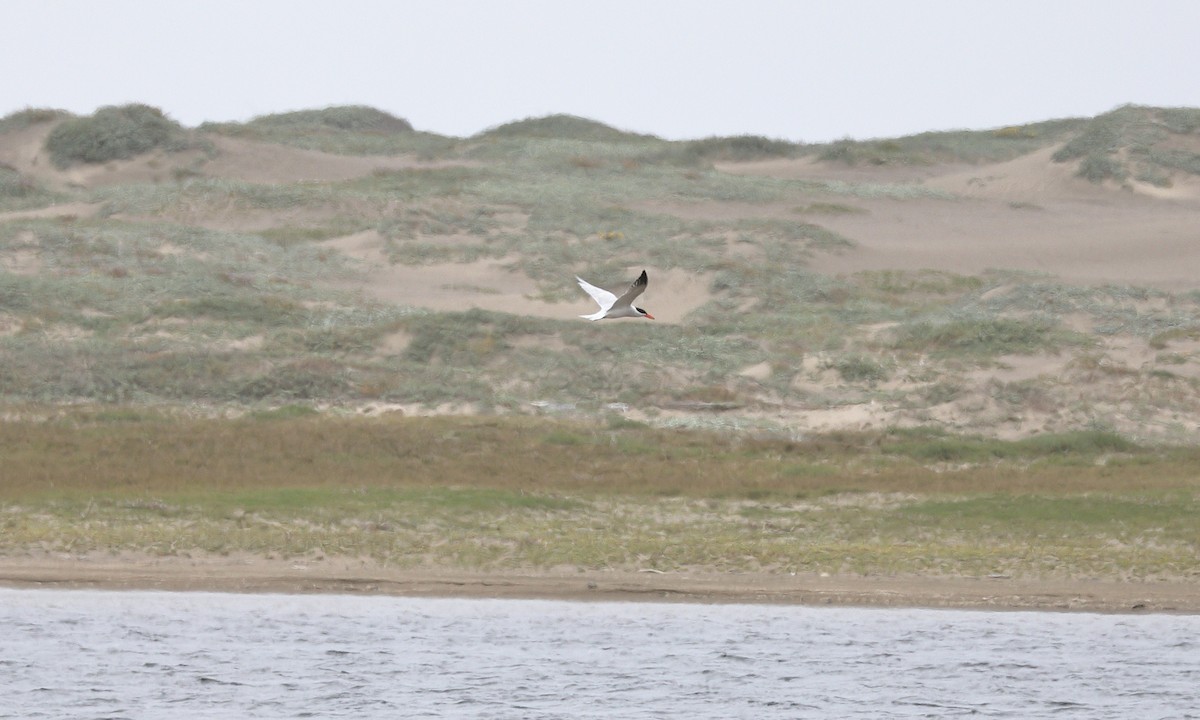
<box><xmin>2</xmin><ymin>588</ymin><xmax>1197</xmax><ymax>718</ymax></box>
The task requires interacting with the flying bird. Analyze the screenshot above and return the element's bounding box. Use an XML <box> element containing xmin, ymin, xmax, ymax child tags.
<box><xmin>576</xmin><ymin>270</ymin><xmax>655</xmax><ymax>321</ymax></box>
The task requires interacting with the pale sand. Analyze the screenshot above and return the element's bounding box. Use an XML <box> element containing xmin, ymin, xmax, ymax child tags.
<box><xmin>1</xmin><ymin>554</ymin><xmax>1196</xmax><ymax>613</ymax></box>
<box><xmin>322</xmin><ymin>230</ymin><xmax>710</xmax><ymax>323</ymax></box>
<box><xmin>717</xmin><ymin>147</ymin><xmax>1200</xmax><ymax>291</ymax></box>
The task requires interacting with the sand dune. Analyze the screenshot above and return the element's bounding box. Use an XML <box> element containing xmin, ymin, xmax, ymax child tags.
<box><xmin>8</xmin><ymin>117</ymin><xmax>1197</xmax><ymax>294</ymax></box>
<box><xmin>5</xmin><ymin>111</ymin><xmax>1200</xmax><ymax>440</ymax></box>
<box><xmin>718</xmin><ymin>147</ymin><xmax>1200</xmax><ymax>291</ymax></box>
<box><xmin>0</xmin><ymin>120</ymin><xmax>467</xmax><ymax>190</ymax></box>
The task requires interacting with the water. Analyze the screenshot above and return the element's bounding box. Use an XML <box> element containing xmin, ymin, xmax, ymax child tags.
<box><xmin>2</xmin><ymin>588</ymin><xmax>1197</xmax><ymax>719</ymax></box>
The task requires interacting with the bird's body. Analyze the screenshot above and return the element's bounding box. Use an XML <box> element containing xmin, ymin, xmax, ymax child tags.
<box><xmin>576</xmin><ymin>270</ymin><xmax>655</xmax><ymax>320</ymax></box>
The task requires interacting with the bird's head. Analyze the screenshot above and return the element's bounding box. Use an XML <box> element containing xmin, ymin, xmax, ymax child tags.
<box><xmin>636</xmin><ymin>307</ymin><xmax>655</xmax><ymax>320</ymax></box>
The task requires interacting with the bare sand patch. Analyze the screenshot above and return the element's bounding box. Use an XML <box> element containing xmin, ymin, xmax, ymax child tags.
<box><xmin>712</xmin><ymin>148</ymin><xmax>1200</xmax><ymax>291</ymax></box>
<box><xmin>0</xmin><ymin>121</ymin><xmax>60</xmax><ymax>183</ymax></box>
<box><xmin>783</xmin><ymin>402</ymin><xmax>894</xmax><ymax>433</ymax></box>
<box><xmin>923</xmin><ymin>146</ymin><xmax>1110</xmax><ymax>202</ymax></box>
<box><xmin>325</xmin><ymin>234</ymin><xmax>567</xmax><ymax>319</ymax></box>
<box><xmin>321</xmin><ymin>229</ymin><xmax>389</xmax><ymax>263</ymax></box>
<box><xmin>804</xmin><ymin>193</ymin><xmax>1200</xmax><ymax>290</ymax></box>
<box><xmin>738</xmin><ymin>361</ymin><xmax>773</xmax><ymax>381</ymax></box>
<box><xmin>375</xmin><ymin>329</ymin><xmax>413</xmax><ymax>356</ymax></box>
<box><xmin>322</xmin><ymin>231</ymin><xmax>712</xmax><ymax>323</ymax></box>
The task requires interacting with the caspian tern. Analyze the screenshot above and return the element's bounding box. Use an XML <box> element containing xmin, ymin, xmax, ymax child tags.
<box><xmin>576</xmin><ymin>270</ymin><xmax>655</xmax><ymax>321</ymax></box>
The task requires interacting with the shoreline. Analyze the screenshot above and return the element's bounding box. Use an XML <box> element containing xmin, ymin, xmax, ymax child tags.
<box><xmin>2</xmin><ymin>553</ymin><xmax>1197</xmax><ymax>614</ymax></box>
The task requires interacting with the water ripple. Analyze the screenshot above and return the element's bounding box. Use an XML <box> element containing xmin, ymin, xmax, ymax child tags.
<box><xmin>1</xmin><ymin>588</ymin><xmax>1198</xmax><ymax>719</ymax></box>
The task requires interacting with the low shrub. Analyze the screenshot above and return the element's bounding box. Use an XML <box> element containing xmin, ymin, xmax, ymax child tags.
<box><xmin>475</xmin><ymin>114</ymin><xmax>650</xmax><ymax>142</ymax></box>
<box><xmin>828</xmin><ymin>354</ymin><xmax>890</xmax><ymax>384</ymax></box>
<box><xmin>45</xmin><ymin>104</ymin><xmax>191</xmax><ymax>167</ymax></box>
<box><xmin>232</xmin><ymin>105</ymin><xmax>413</xmax><ymax>133</ymax></box>
<box><xmin>1077</xmin><ymin>153</ymin><xmax>1127</xmax><ymax>183</ymax></box>
<box><xmin>678</xmin><ymin>135</ymin><xmax>800</xmax><ymax>163</ymax></box>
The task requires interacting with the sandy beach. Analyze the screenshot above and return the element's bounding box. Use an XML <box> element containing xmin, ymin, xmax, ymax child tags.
<box><xmin>2</xmin><ymin>553</ymin><xmax>1197</xmax><ymax>614</ymax></box>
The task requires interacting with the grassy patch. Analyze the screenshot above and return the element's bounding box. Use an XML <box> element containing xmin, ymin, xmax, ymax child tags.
<box><xmin>881</xmin><ymin>427</ymin><xmax>1138</xmax><ymax>463</ymax></box>
<box><xmin>814</xmin><ymin>119</ymin><xmax>1083</xmax><ymax>166</ymax></box>
<box><xmin>2</xmin><ymin>413</ymin><xmax>1198</xmax><ymax>577</ymax></box>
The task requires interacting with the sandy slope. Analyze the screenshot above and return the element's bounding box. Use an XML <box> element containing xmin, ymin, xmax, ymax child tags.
<box><xmin>323</xmin><ymin>230</ymin><xmax>710</xmax><ymax>323</ymax></box>
<box><xmin>719</xmin><ymin>147</ymin><xmax>1200</xmax><ymax>290</ymax></box>
<box><xmin>310</xmin><ymin>142</ymin><xmax>1200</xmax><ymax>326</ymax></box>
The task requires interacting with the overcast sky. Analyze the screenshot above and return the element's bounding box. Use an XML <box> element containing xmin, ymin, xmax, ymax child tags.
<box><xmin>4</xmin><ymin>0</ymin><xmax>1198</xmax><ymax>143</ymax></box>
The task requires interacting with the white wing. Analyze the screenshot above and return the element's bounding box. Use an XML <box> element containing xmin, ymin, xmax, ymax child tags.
<box><xmin>576</xmin><ymin>276</ymin><xmax>618</xmax><ymax>311</ymax></box>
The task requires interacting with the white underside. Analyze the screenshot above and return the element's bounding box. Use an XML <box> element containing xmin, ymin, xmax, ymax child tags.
<box><xmin>581</xmin><ymin>304</ymin><xmax>641</xmax><ymax>320</ymax></box>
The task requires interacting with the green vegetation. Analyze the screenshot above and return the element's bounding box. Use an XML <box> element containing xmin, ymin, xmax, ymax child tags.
<box><xmin>816</xmin><ymin>118</ymin><xmax>1085</xmax><ymax>166</ymax></box>
<box><xmin>0</xmin><ymin>167</ymin><xmax>61</xmax><ymax>211</ymax></box>
<box><xmin>44</xmin><ymin>104</ymin><xmax>196</xmax><ymax>168</ymax></box>
<box><xmin>881</xmin><ymin>427</ymin><xmax>1139</xmax><ymax>463</ymax></box>
<box><xmin>662</xmin><ymin>134</ymin><xmax>802</xmax><ymax>164</ymax></box>
<box><xmin>236</xmin><ymin>105</ymin><xmax>414</xmax><ymax>133</ymax></box>
<box><xmin>1</xmin><ymin>412</ymin><xmax>1197</xmax><ymax>577</ymax></box>
<box><xmin>0</xmin><ymin>107</ymin><xmax>69</xmax><ymax>133</ymax></box>
<box><xmin>476</xmin><ymin>114</ymin><xmax>653</xmax><ymax>142</ymax></box>
<box><xmin>890</xmin><ymin>316</ymin><xmax>1088</xmax><ymax>357</ymax></box>
<box><xmin>1052</xmin><ymin>104</ymin><xmax>1200</xmax><ymax>184</ymax></box>
<box><xmin>199</xmin><ymin>105</ymin><xmax>455</xmax><ymax>157</ymax></box>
